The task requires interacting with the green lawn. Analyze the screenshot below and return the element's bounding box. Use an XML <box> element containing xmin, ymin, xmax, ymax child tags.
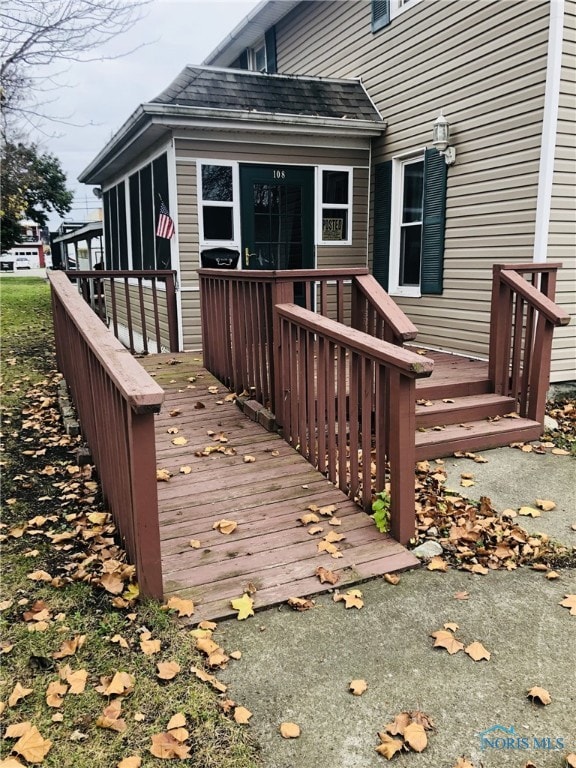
<box><xmin>0</xmin><ymin>278</ymin><xmax>261</xmax><ymax>767</ymax></box>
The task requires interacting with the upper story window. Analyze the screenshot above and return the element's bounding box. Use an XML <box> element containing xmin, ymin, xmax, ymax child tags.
<box><xmin>372</xmin><ymin>0</ymin><xmax>423</xmax><ymax>31</ymax></box>
<box><xmin>390</xmin><ymin>156</ymin><xmax>424</xmax><ymax>294</ymax></box>
<box><xmin>198</xmin><ymin>162</ymin><xmax>239</xmax><ymax>246</ymax></box>
<box><xmin>250</xmin><ymin>41</ymin><xmax>267</xmax><ymax>73</ymax></box>
<box><xmin>230</xmin><ymin>27</ymin><xmax>277</xmax><ymax>73</ymax></box>
<box><xmin>318</xmin><ymin>168</ymin><xmax>353</xmax><ymax>246</ymax></box>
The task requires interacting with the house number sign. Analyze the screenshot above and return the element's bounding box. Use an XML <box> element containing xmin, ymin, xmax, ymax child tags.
<box><xmin>273</xmin><ymin>169</ymin><xmax>286</xmax><ymax>179</ymax></box>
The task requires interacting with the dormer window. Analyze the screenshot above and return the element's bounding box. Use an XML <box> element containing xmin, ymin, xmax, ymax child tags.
<box><xmin>250</xmin><ymin>41</ymin><xmax>267</xmax><ymax>72</ymax></box>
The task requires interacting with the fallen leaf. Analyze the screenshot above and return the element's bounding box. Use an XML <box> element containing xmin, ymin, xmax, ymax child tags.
<box><xmin>375</xmin><ymin>733</ymin><xmax>403</xmax><ymax>759</ymax></box>
<box><xmin>189</xmin><ymin>539</ymin><xmax>201</xmax><ymax>548</ymax></box>
<box><xmin>349</xmin><ymin>679</ymin><xmax>367</xmax><ymax>696</ymax></box>
<box><xmin>157</xmin><ymin>662</ymin><xmax>181</xmax><ymax>680</ymax></box>
<box><xmin>527</xmin><ymin>686</ymin><xmax>552</xmax><ymax>705</ymax></box>
<box><xmin>519</xmin><ymin>506</ymin><xmax>541</xmax><ymax>518</ymax></box>
<box><xmin>560</xmin><ymin>594</ymin><xmax>576</xmax><ymax>615</ymax></box>
<box><xmin>166</xmin><ymin>728</ymin><xmax>188</xmax><ymax>743</ymax></box>
<box><xmin>315</xmin><ymin>566</ymin><xmax>339</xmax><ymax>584</ymax></box>
<box><xmin>233</xmin><ymin>706</ymin><xmax>252</xmax><ymax>724</ymax></box>
<box><xmin>194</xmin><ymin>401</ymin><xmax>205</xmax><ymax>409</ymax></box>
<box><xmin>307</xmin><ymin>525</ymin><xmax>324</xmax><ymax>535</ymax></box>
<box><xmin>166</xmin><ymin>596</ymin><xmax>195</xmax><ymax>617</ymax></box>
<box><xmin>443</xmin><ymin>622</ymin><xmax>459</xmax><ymax>632</ymax></box>
<box><xmin>334</xmin><ymin>589</ymin><xmax>364</xmax><ymax>609</ymax></box>
<box><xmin>323</xmin><ymin>530</ymin><xmax>345</xmax><ymax>543</ymax></box>
<box><xmin>27</xmin><ymin>570</ymin><xmax>53</xmax><ymax>582</ymax></box>
<box><xmin>546</xmin><ymin>570</ymin><xmax>560</xmax><ymax>580</ymax></box>
<box><xmin>117</xmin><ymin>757</ymin><xmax>142</xmax><ymax>768</ymax></box>
<box><xmin>564</xmin><ymin>754</ymin><xmax>576</xmax><ymax>767</ymax></box>
<box><xmin>279</xmin><ymin>722</ymin><xmax>300</xmax><ymax>739</ymax></box>
<box><xmin>8</xmin><ymin>683</ymin><xmax>34</xmax><ymax>707</ymax></box>
<box><xmin>213</xmin><ymin>519</ymin><xmax>238</xmax><ymax>535</ymax></box>
<box><xmin>465</xmin><ymin>641</ymin><xmax>491</xmax><ymax>661</ymax></box>
<box><xmin>190</xmin><ymin>666</ymin><xmax>227</xmax><ymax>693</ymax></box>
<box><xmin>427</xmin><ymin>556</ymin><xmax>448</xmax><ymax>572</ymax></box>
<box><xmin>452</xmin><ymin>759</ymin><xmax>475</xmax><ymax>768</ymax></box>
<box><xmin>229</xmin><ymin>650</ymin><xmax>242</xmax><ymax>660</ymax></box>
<box><xmin>45</xmin><ymin>680</ymin><xmax>68</xmax><ymax>707</ymax></box>
<box><xmin>243</xmin><ymin>455</ymin><xmax>256</xmax><ymax>463</ymax></box>
<box><xmin>140</xmin><ymin>638</ymin><xmax>161</xmax><ymax>655</ymax></box>
<box><xmin>13</xmin><ymin>726</ymin><xmax>52</xmax><ymax>763</ymax></box>
<box><xmin>317</xmin><ymin>539</ymin><xmax>341</xmax><ymax>556</ymax></box>
<box><xmin>430</xmin><ymin>629</ymin><xmax>464</xmax><ymax>655</ymax></box>
<box><xmin>287</xmin><ymin>597</ymin><xmax>314</xmax><ymax>611</ymax></box>
<box><xmin>454</xmin><ymin>591</ymin><xmax>470</xmax><ymax>600</ymax></box>
<box><xmin>551</xmin><ymin>447</ymin><xmax>570</xmax><ymax>455</ymax></box>
<box><xmin>384</xmin><ymin>573</ymin><xmax>400</xmax><ymax>585</ymax></box>
<box><xmin>231</xmin><ymin>594</ymin><xmax>254</xmax><ymax>620</ymax></box>
<box><xmin>535</xmin><ymin>499</ymin><xmax>556</xmax><ymax>511</ymax></box>
<box><xmin>96</xmin><ymin>700</ymin><xmax>127</xmax><ymax>733</ymax></box>
<box><xmin>179</xmin><ymin>466</ymin><xmax>192</xmax><ymax>475</ymax></box>
<box><xmin>299</xmin><ymin>513</ymin><xmax>320</xmax><ymax>525</ymax></box>
<box><xmin>318</xmin><ymin>504</ymin><xmax>337</xmax><ymax>517</ymax></box>
<box><xmin>404</xmin><ymin>722</ymin><xmax>427</xmax><ymax>752</ymax></box>
<box><xmin>150</xmin><ymin>732</ymin><xmax>191</xmax><ymax>759</ymax></box>
<box><xmin>167</xmin><ymin>713</ymin><xmax>186</xmax><ymax>730</ymax></box>
<box><xmin>156</xmin><ymin>469</ymin><xmax>172</xmax><ymax>482</ymax></box>
<box><xmin>100</xmin><ymin>572</ymin><xmax>125</xmax><ymax>594</ymax></box>
<box><xmin>111</xmin><ymin>634</ymin><xmax>130</xmax><ymax>649</ymax></box>
<box><xmin>96</xmin><ymin>671</ymin><xmax>135</xmax><ymax>696</ymax></box>
<box><xmin>172</xmin><ymin>436</ymin><xmax>188</xmax><ymax>446</ymax></box>
<box><xmin>5</xmin><ymin>722</ymin><xmax>33</xmax><ymax>738</ymax></box>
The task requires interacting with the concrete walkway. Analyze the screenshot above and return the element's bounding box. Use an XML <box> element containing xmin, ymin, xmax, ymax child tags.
<box><xmin>214</xmin><ymin>449</ymin><xmax>575</xmax><ymax>768</ymax></box>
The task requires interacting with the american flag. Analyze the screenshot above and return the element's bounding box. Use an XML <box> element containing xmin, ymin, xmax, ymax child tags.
<box><xmin>156</xmin><ymin>200</ymin><xmax>175</xmax><ymax>239</ymax></box>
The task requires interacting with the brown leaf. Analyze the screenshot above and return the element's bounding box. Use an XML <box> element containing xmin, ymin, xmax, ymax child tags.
<box><xmin>194</xmin><ymin>401</ymin><xmax>205</xmax><ymax>409</ymax></box>
<box><xmin>564</xmin><ymin>754</ymin><xmax>576</xmax><ymax>768</ymax></box>
<box><xmin>150</xmin><ymin>732</ymin><xmax>191</xmax><ymax>759</ymax></box>
<box><xmin>560</xmin><ymin>594</ymin><xmax>576</xmax><ymax>615</ymax></box>
<box><xmin>430</xmin><ymin>629</ymin><xmax>464</xmax><ymax>655</ymax></box>
<box><xmin>171</xmin><ymin>436</ymin><xmax>188</xmax><ymax>446</ymax></box>
<box><xmin>279</xmin><ymin>722</ymin><xmax>300</xmax><ymax>739</ymax></box>
<box><xmin>519</xmin><ymin>506</ymin><xmax>541</xmax><ymax>518</ymax></box>
<box><xmin>179</xmin><ymin>465</ymin><xmax>192</xmax><ymax>475</ymax></box>
<box><xmin>190</xmin><ymin>666</ymin><xmax>227</xmax><ymax>693</ymax></box>
<box><xmin>454</xmin><ymin>591</ymin><xmax>470</xmax><ymax>600</ymax></box>
<box><xmin>167</xmin><ymin>728</ymin><xmax>188</xmax><ymax>743</ymax></box>
<box><xmin>233</xmin><ymin>706</ymin><xmax>252</xmax><ymax>724</ymax></box>
<box><xmin>452</xmin><ymin>759</ymin><xmax>475</xmax><ymax>768</ymax></box>
<box><xmin>13</xmin><ymin>726</ymin><xmax>53</xmax><ymax>763</ymax></box>
<box><xmin>375</xmin><ymin>733</ymin><xmax>403</xmax><ymax>759</ymax></box>
<box><xmin>349</xmin><ymin>679</ymin><xmax>367</xmax><ymax>696</ymax></box>
<box><xmin>333</xmin><ymin>589</ymin><xmax>364</xmax><ymax>609</ymax></box>
<box><xmin>465</xmin><ymin>641</ymin><xmax>491</xmax><ymax>661</ymax></box>
<box><xmin>157</xmin><ymin>661</ymin><xmax>181</xmax><ymax>680</ymax></box>
<box><xmin>307</xmin><ymin>525</ymin><xmax>324</xmax><ymax>535</ymax></box>
<box><xmin>443</xmin><ymin>622</ymin><xmax>459</xmax><ymax>632</ymax></box>
<box><xmin>323</xmin><ymin>530</ymin><xmax>345</xmax><ymax>543</ymax></box>
<box><xmin>404</xmin><ymin>722</ymin><xmax>427</xmax><ymax>752</ymax></box>
<box><xmin>96</xmin><ymin>671</ymin><xmax>135</xmax><ymax>696</ymax></box>
<box><xmin>527</xmin><ymin>686</ymin><xmax>551</xmax><ymax>705</ymax></box>
<box><xmin>317</xmin><ymin>539</ymin><xmax>341</xmax><ymax>557</ymax></box>
<box><xmin>427</xmin><ymin>556</ymin><xmax>448</xmax><ymax>572</ymax></box>
<box><xmin>243</xmin><ymin>455</ymin><xmax>256</xmax><ymax>463</ymax></box>
<box><xmin>384</xmin><ymin>573</ymin><xmax>400</xmax><ymax>585</ymax></box>
<box><xmin>100</xmin><ymin>572</ymin><xmax>125</xmax><ymax>595</ymax></box>
<box><xmin>96</xmin><ymin>700</ymin><xmax>127</xmax><ymax>733</ymax></box>
<box><xmin>535</xmin><ymin>498</ymin><xmax>556</xmax><ymax>511</ymax></box>
<box><xmin>166</xmin><ymin>596</ymin><xmax>194</xmax><ymax>617</ymax></box>
<box><xmin>156</xmin><ymin>468</ymin><xmax>172</xmax><ymax>482</ymax></box>
<box><xmin>27</xmin><ymin>570</ymin><xmax>53</xmax><ymax>582</ymax></box>
<box><xmin>318</xmin><ymin>504</ymin><xmax>337</xmax><ymax>517</ymax></box>
<box><xmin>315</xmin><ymin>566</ymin><xmax>339</xmax><ymax>584</ymax></box>
<box><xmin>384</xmin><ymin>712</ymin><xmax>411</xmax><ymax>736</ymax></box>
<box><xmin>213</xmin><ymin>519</ymin><xmax>238</xmax><ymax>535</ymax></box>
<box><xmin>140</xmin><ymin>638</ymin><xmax>161</xmax><ymax>655</ymax></box>
<box><xmin>45</xmin><ymin>680</ymin><xmax>68</xmax><ymax>707</ymax></box>
<box><xmin>8</xmin><ymin>683</ymin><xmax>34</xmax><ymax>707</ymax></box>
<box><xmin>287</xmin><ymin>597</ymin><xmax>314</xmax><ymax>611</ymax></box>
<box><xmin>167</xmin><ymin>713</ymin><xmax>186</xmax><ymax>730</ymax></box>
<box><xmin>117</xmin><ymin>757</ymin><xmax>142</xmax><ymax>768</ymax></box>
<box><xmin>5</xmin><ymin>722</ymin><xmax>33</xmax><ymax>738</ymax></box>
<box><xmin>299</xmin><ymin>512</ymin><xmax>320</xmax><ymax>525</ymax></box>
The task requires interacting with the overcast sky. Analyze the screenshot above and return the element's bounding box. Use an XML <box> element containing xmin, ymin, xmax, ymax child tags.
<box><xmin>36</xmin><ymin>0</ymin><xmax>259</xmax><ymax>227</ymax></box>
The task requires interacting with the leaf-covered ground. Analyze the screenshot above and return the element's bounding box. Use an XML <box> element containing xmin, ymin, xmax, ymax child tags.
<box><xmin>0</xmin><ymin>278</ymin><xmax>261</xmax><ymax>768</ymax></box>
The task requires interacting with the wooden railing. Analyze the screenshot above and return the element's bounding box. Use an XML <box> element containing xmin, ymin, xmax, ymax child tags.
<box><xmin>199</xmin><ymin>268</ymin><xmax>416</xmax><ymax>416</ymax></box>
<box><xmin>49</xmin><ymin>271</ymin><xmax>165</xmax><ymax>598</ymax></box>
<box><xmin>65</xmin><ymin>270</ymin><xmax>179</xmax><ymax>354</ymax></box>
<box><xmin>276</xmin><ymin>303</ymin><xmax>433</xmax><ymax>543</ymax></box>
<box><xmin>489</xmin><ymin>263</ymin><xmax>570</xmax><ymax>423</ymax></box>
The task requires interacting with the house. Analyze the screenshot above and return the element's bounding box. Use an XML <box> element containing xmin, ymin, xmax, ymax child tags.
<box><xmin>0</xmin><ymin>220</ymin><xmax>45</xmax><ymax>269</ymax></box>
<box><xmin>78</xmin><ymin>0</ymin><xmax>575</xmax><ymax>383</ymax></box>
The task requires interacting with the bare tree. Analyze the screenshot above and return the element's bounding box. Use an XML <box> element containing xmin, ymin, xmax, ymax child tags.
<box><xmin>1</xmin><ymin>0</ymin><xmax>149</xmax><ymax>130</ymax></box>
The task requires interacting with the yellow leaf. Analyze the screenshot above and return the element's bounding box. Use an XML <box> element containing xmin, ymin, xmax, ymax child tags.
<box><xmin>231</xmin><ymin>593</ymin><xmax>254</xmax><ymax>620</ymax></box>
<box><xmin>123</xmin><ymin>583</ymin><xmax>140</xmax><ymax>601</ymax></box>
<box><xmin>166</xmin><ymin>596</ymin><xmax>195</xmax><ymax>617</ymax></box>
<box><xmin>349</xmin><ymin>679</ymin><xmax>367</xmax><ymax>696</ymax></box>
<box><xmin>519</xmin><ymin>506</ymin><xmax>541</xmax><ymax>518</ymax></box>
<box><xmin>179</xmin><ymin>465</ymin><xmax>192</xmax><ymax>474</ymax></box>
<box><xmin>279</xmin><ymin>722</ymin><xmax>300</xmax><ymax>739</ymax></box>
<box><xmin>213</xmin><ymin>519</ymin><xmax>238</xmax><ymax>535</ymax></box>
<box><xmin>8</xmin><ymin>683</ymin><xmax>34</xmax><ymax>707</ymax></box>
<box><xmin>189</xmin><ymin>539</ymin><xmax>201</xmax><ymax>548</ymax></box>
<box><xmin>5</xmin><ymin>722</ymin><xmax>33</xmax><ymax>738</ymax></box>
<box><xmin>96</xmin><ymin>671</ymin><xmax>135</xmax><ymax>696</ymax></box>
<box><xmin>166</xmin><ymin>713</ymin><xmax>186</xmax><ymax>730</ymax></box>
<box><xmin>535</xmin><ymin>498</ymin><xmax>556</xmax><ymax>511</ymax></box>
<box><xmin>117</xmin><ymin>757</ymin><xmax>142</xmax><ymax>768</ymax></box>
<box><xmin>527</xmin><ymin>686</ymin><xmax>551</xmax><ymax>705</ymax></box>
<box><xmin>403</xmin><ymin>722</ymin><xmax>428</xmax><ymax>752</ymax></box>
<box><xmin>460</xmin><ymin>479</ymin><xmax>475</xmax><ymax>488</ymax></box>
<box><xmin>64</xmin><ymin>669</ymin><xmax>87</xmax><ymax>694</ymax></box>
<box><xmin>157</xmin><ymin>661</ymin><xmax>181</xmax><ymax>680</ymax></box>
<box><xmin>323</xmin><ymin>530</ymin><xmax>345</xmax><ymax>543</ymax></box>
<box><xmin>233</xmin><ymin>706</ymin><xmax>252</xmax><ymax>724</ymax></box>
<box><xmin>27</xmin><ymin>570</ymin><xmax>53</xmax><ymax>582</ymax></box>
<box><xmin>318</xmin><ymin>504</ymin><xmax>337</xmax><ymax>517</ymax></box>
<box><xmin>195</xmin><ymin>637</ymin><xmax>220</xmax><ymax>656</ymax></box>
<box><xmin>465</xmin><ymin>641</ymin><xmax>491</xmax><ymax>661</ymax></box>
<box><xmin>375</xmin><ymin>733</ymin><xmax>403</xmax><ymax>758</ymax></box>
<box><xmin>87</xmin><ymin>512</ymin><xmax>108</xmax><ymax>525</ymax></box>
<box><xmin>13</xmin><ymin>726</ymin><xmax>52</xmax><ymax>763</ymax></box>
<box><xmin>307</xmin><ymin>525</ymin><xmax>324</xmax><ymax>535</ymax></box>
<box><xmin>243</xmin><ymin>455</ymin><xmax>256</xmax><ymax>463</ymax></box>
<box><xmin>172</xmin><ymin>436</ymin><xmax>188</xmax><ymax>446</ymax></box>
<box><xmin>156</xmin><ymin>468</ymin><xmax>171</xmax><ymax>482</ymax></box>
<box><xmin>299</xmin><ymin>513</ymin><xmax>320</xmax><ymax>525</ymax></box>
<box><xmin>140</xmin><ymin>638</ymin><xmax>161</xmax><ymax>655</ymax></box>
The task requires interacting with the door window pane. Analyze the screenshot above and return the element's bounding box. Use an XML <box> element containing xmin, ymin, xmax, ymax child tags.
<box><xmin>203</xmin><ymin>207</ymin><xmax>233</xmax><ymax>240</ymax></box>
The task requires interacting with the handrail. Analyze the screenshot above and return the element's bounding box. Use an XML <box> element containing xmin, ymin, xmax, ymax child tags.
<box><xmin>352</xmin><ymin>273</ymin><xmax>419</xmax><ymax>342</ymax></box>
<box><xmin>499</xmin><ymin>269</ymin><xmax>570</xmax><ymax>326</ymax></box>
<box><xmin>198</xmin><ymin>267</ymin><xmax>369</xmax><ymax>281</ymax></box>
<box><xmin>49</xmin><ymin>270</ymin><xmax>165</xmax><ymax>598</ymax></box>
<box><xmin>276</xmin><ymin>303</ymin><xmax>433</xmax><ymax>377</ymax></box>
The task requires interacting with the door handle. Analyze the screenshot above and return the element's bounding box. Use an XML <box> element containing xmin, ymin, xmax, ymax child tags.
<box><xmin>244</xmin><ymin>247</ymin><xmax>255</xmax><ymax>267</ymax></box>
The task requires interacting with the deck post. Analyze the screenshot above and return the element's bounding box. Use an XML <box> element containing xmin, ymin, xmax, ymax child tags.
<box><xmin>387</xmin><ymin>372</ymin><xmax>416</xmax><ymax>545</ymax></box>
<box><xmin>165</xmin><ymin>273</ymin><xmax>179</xmax><ymax>352</ymax></box>
<box><xmin>271</xmin><ymin>278</ymin><xmax>294</xmax><ymax>422</ymax></box>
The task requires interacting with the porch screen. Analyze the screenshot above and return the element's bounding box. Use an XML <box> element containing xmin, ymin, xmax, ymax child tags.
<box><xmin>128</xmin><ymin>152</ymin><xmax>171</xmax><ymax>270</ymax></box>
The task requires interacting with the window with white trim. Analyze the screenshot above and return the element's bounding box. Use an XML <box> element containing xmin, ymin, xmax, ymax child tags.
<box><xmin>318</xmin><ymin>167</ymin><xmax>353</xmax><ymax>245</ymax></box>
<box><xmin>198</xmin><ymin>162</ymin><xmax>239</xmax><ymax>246</ymax></box>
<box><xmin>389</xmin><ymin>154</ymin><xmax>424</xmax><ymax>296</ymax></box>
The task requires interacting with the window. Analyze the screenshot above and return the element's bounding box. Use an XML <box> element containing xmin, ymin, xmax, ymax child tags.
<box><xmin>127</xmin><ymin>152</ymin><xmax>172</xmax><ymax>270</ymax></box>
<box><xmin>198</xmin><ymin>162</ymin><xmax>239</xmax><ymax>246</ymax></box>
<box><xmin>372</xmin><ymin>0</ymin><xmax>423</xmax><ymax>31</ymax></box>
<box><xmin>318</xmin><ymin>168</ymin><xmax>352</xmax><ymax>245</ymax></box>
<box><xmin>373</xmin><ymin>149</ymin><xmax>447</xmax><ymax>296</ymax></box>
<box><xmin>230</xmin><ymin>27</ymin><xmax>277</xmax><ymax>73</ymax></box>
<box><xmin>251</xmin><ymin>41</ymin><xmax>267</xmax><ymax>73</ymax></box>
<box><xmin>103</xmin><ymin>181</ymin><xmax>128</xmax><ymax>270</ymax></box>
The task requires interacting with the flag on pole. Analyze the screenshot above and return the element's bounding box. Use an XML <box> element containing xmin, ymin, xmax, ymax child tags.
<box><xmin>156</xmin><ymin>200</ymin><xmax>175</xmax><ymax>239</ymax></box>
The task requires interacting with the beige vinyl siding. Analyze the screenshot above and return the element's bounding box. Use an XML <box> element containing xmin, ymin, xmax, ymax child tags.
<box><xmin>103</xmin><ymin>282</ymin><xmax>171</xmax><ymax>352</ymax></box>
<box><xmin>173</xmin><ymin>134</ymin><xmax>370</xmax><ymax>349</ymax></box>
<box><xmin>277</xmin><ymin>0</ymin><xmax>557</xmax><ymax>362</ymax></box>
<box><xmin>548</xmin><ymin>0</ymin><xmax>576</xmax><ymax>383</ymax></box>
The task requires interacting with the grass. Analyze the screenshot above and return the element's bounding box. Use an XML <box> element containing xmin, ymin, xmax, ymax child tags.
<box><xmin>0</xmin><ymin>278</ymin><xmax>261</xmax><ymax>767</ymax></box>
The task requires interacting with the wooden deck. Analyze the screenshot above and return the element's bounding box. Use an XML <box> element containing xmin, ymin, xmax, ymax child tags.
<box><xmin>140</xmin><ymin>353</ymin><xmax>419</xmax><ymax>623</ymax></box>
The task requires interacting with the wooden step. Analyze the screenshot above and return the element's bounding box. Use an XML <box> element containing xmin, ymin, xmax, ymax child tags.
<box><xmin>415</xmin><ymin>416</ymin><xmax>542</xmax><ymax>461</ymax></box>
<box><xmin>415</xmin><ymin>393</ymin><xmax>517</xmax><ymax>428</ymax></box>
<box><xmin>416</xmin><ymin>375</ymin><xmax>491</xmax><ymax>400</ymax></box>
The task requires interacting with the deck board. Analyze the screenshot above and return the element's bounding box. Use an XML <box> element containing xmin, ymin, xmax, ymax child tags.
<box><xmin>140</xmin><ymin>353</ymin><xmax>419</xmax><ymax>623</ymax></box>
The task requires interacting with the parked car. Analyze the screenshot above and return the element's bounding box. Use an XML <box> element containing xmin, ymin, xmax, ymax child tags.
<box><xmin>16</xmin><ymin>256</ymin><xmax>31</xmax><ymax>269</ymax></box>
<box><xmin>0</xmin><ymin>254</ymin><xmax>14</xmax><ymax>271</ymax></box>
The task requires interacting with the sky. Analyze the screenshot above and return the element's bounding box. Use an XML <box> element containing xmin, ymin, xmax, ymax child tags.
<box><xmin>31</xmin><ymin>0</ymin><xmax>260</xmax><ymax>228</ymax></box>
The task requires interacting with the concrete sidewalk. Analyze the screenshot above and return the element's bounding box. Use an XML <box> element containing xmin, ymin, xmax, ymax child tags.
<box><xmin>214</xmin><ymin>449</ymin><xmax>575</xmax><ymax>768</ymax></box>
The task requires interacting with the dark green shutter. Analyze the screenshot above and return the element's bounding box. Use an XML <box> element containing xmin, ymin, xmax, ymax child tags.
<box><xmin>373</xmin><ymin>160</ymin><xmax>392</xmax><ymax>289</ymax></box>
<box><xmin>265</xmin><ymin>27</ymin><xmax>277</xmax><ymax>73</ymax></box>
<box><xmin>233</xmin><ymin>50</ymin><xmax>249</xmax><ymax>69</ymax></box>
<box><xmin>372</xmin><ymin>0</ymin><xmax>390</xmax><ymax>31</ymax></box>
<box><xmin>421</xmin><ymin>148</ymin><xmax>447</xmax><ymax>295</ymax></box>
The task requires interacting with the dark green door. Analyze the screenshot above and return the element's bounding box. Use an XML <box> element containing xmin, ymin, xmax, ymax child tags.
<box><xmin>240</xmin><ymin>165</ymin><xmax>314</xmax><ymax>271</ymax></box>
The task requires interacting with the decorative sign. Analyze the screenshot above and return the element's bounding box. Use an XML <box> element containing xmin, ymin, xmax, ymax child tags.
<box><xmin>322</xmin><ymin>217</ymin><xmax>344</xmax><ymax>241</ymax></box>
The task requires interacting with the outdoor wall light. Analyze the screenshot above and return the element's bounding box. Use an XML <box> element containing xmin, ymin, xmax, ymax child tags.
<box><xmin>432</xmin><ymin>112</ymin><xmax>456</xmax><ymax>165</ymax></box>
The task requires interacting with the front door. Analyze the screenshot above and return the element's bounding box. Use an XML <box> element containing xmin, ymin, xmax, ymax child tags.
<box><xmin>240</xmin><ymin>165</ymin><xmax>314</xmax><ymax>271</ymax></box>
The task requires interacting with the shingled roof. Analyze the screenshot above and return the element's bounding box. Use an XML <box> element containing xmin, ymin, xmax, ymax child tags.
<box><xmin>152</xmin><ymin>66</ymin><xmax>382</xmax><ymax>122</ymax></box>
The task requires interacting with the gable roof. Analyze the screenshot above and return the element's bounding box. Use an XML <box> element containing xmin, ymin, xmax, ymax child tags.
<box><xmin>152</xmin><ymin>66</ymin><xmax>381</xmax><ymax>122</ymax></box>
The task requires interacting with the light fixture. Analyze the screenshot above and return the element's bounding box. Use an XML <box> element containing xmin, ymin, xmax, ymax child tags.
<box><xmin>432</xmin><ymin>112</ymin><xmax>456</xmax><ymax>165</ymax></box>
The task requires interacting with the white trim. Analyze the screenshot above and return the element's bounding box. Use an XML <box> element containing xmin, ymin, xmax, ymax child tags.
<box><xmin>196</xmin><ymin>160</ymin><xmax>241</xmax><ymax>255</ymax></box>
<box><xmin>167</xmin><ymin>137</ymin><xmax>183</xmax><ymax>351</ymax></box>
<box><xmin>390</xmin><ymin>0</ymin><xmax>425</xmax><ymax>21</ymax></box>
<box><xmin>316</xmin><ymin>166</ymin><xmax>353</xmax><ymax>246</ymax></box>
<box><xmin>389</xmin><ymin>150</ymin><xmax>426</xmax><ymax>298</ymax></box>
<box><xmin>533</xmin><ymin>0</ymin><xmax>564</xmax><ymax>264</ymax></box>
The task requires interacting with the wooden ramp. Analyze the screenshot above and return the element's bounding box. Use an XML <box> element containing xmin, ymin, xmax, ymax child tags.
<box><xmin>140</xmin><ymin>353</ymin><xmax>419</xmax><ymax>623</ymax></box>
